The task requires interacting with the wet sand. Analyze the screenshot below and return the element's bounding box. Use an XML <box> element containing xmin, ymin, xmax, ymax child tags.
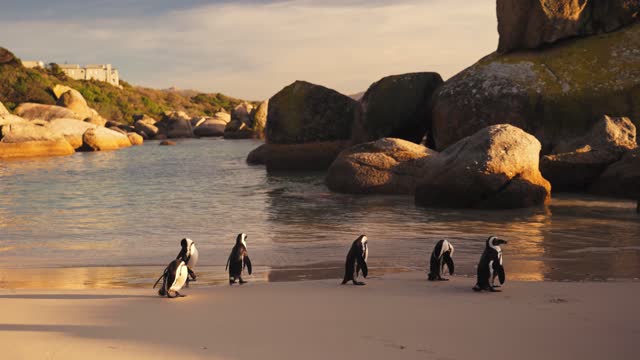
<box><xmin>0</xmin><ymin>272</ymin><xmax>638</xmax><ymax>360</ymax></box>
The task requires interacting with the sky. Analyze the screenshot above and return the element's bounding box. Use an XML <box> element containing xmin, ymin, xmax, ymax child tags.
<box><xmin>1</xmin><ymin>0</ymin><xmax>498</xmax><ymax>100</ymax></box>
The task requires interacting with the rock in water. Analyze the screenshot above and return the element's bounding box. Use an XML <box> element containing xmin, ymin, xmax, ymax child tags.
<box><xmin>158</xmin><ymin>111</ymin><xmax>194</xmax><ymax>138</ymax></box>
<box><xmin>590</xmin><ymin>148</ymin><xmax>640</xmax><ymax>198</ymax></box>
<box><xmin>251</xmin><ymin>100</ymin><xmax>268</xmax><ymax>140</ymax></box>
<box><xmin>326</xmin><ymin>138</ymin><xmax>436</xmax><ymax>194</ymax></box>
<box><xmin>264</xmin><ymin>81</ymin><xmax>359</xmax><ymax>170</ymax></box>
<box><xmin>497</xmin><ymin>0</ymin><xmax>640</xmax><ymax>53</ymax></box>
<box><xmin>194</xmin><ymin>117</ymin><xmax>228</xmax><ymax>137</ymax></box>
<box><xmin>266</xmin><ymin>81</ymin><xmax>359</xmax><ymax>144</ymax></box>
<box><xmin>352</xmin><ymin>73</ymin><xmax>443</xmax><ymax>145</ymax></box>
<box><xmin>431</xmin><ymin>23</ymin><xmax>640</xmax><ymax>152</ymax></box>
<box><xmin>415</xmin><ymin>124</ymin><xmax>551</xmax><ymax>209</ymax></box>
<box><xmin>79</xmin><ymin>127</ymin><xmax>132</xmax><ymax>152</ymax></box>
<box><xmin>541</xmin><ymin>115</ymin><xmax>637</xmax><ymax>191</ymax></box>
<box><xmin>246</xmin><ymin>144</ymin><xmax>268</xmax><ymax>165</ymax></box>
<box><xmin>46</xmin><ymin>118</ymin><xmax>96</xmax><ymax>149</ymax></box>
<box><xmin>127</xmin><ymin>132</ymin><xmax>144</xmax><ymax>145</ymax></box>
<box><xmin>0</xmin><ymin>122</ymin><xmax>75</xmax><ymax>158</ymax></box>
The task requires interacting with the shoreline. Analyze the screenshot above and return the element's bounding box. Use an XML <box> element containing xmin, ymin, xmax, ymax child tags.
<box><xmin>0</xmin><ymin>271</ymin><xmax>638</xmax><ymax>359</ymax></box>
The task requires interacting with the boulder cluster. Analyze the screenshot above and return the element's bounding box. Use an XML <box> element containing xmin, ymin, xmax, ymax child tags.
<box><xmin>247</xmin><ymin>0</ymin><xmax>640</xmax><ymax>208</ymax></box>
<box><xmin>1</xmin><ymin>88</ymin><xmax>141</xmax><ymax>159</ymax></box>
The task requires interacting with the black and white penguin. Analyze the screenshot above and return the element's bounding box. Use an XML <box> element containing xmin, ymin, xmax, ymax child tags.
<box><xmin>176</xmin><ymin>238</ymin><xmax>199</xmax><ymax>286</ymax></box>
<box><xmin>153</xmin><ymin>259</ymin><xmax>189</xmax><ymax>298</ymax></box>
<box><xmin>341</xmin><ymin>235</ymin><xmax>369</xmax><ymax>286</ymax></box>
<box><xmin>225</xmin><ymin>233</ymin><xmax>252</xmax><ymax>285</ymax></box>
<box><xmin>427</xmin><ymin>239</ymin><xmax>455</xmax><ymax>281</ymax></box>
<box><xmin>473</xmin><ymin>236</ymin><xmax>508</xmax><ymax>292</ymax></box>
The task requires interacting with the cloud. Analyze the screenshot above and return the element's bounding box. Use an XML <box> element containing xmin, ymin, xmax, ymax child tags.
<box><xmin>1</xmin><ymin>0</ymin><xmax>497</xmax><ymax>99</ymax></box>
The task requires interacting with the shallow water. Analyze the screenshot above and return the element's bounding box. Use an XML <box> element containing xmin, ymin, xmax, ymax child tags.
<box><xmin>1</xmin><ymin>139</ymin><xmax>639</xmax><ymax>289</ymax></box>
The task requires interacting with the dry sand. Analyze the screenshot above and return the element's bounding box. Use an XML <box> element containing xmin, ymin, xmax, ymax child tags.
<box><xmin>0</xmin><ymin>272</ymin><xmax>638</xmax><ymax>360</ymax></box>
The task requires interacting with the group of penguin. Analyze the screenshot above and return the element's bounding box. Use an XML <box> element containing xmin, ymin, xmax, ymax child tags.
<box><xmin>153</xmin><ymin>233</ymin><xmax>508</xmax><ymax>298</ymax></box>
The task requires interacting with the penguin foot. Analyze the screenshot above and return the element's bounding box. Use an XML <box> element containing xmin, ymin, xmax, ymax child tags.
<box><xmin>473</xmin><ymin>285</ymin><xmax>493</xmax><ymax>292</ymax></box>
<box><xmin>239</xmin><ymin>280</ymin><xmax>247</xmax><ymax>285</ymax></box>
<box><xmin>490</xmin><ymin>287</ymin><xmax>502</xmax><ymax>292</ymax></box>
<box><xmin>437</xmin><ymin>277</ymin><xmax>450</xmax><ymax>281</ymax></box>
<box><xmin>427</xmin><ymin>274</ymin><xmax>437</xmax><ymax>281</ymax></box>
<box><xmin>353</xmin><ymin>281</ymin><xmax>366</xmax><ymax>286</ymax></box>
<box><xmin>158</xmin><ymin>289</ymin><xmax>166</xmax><ymax>297</ymax></box>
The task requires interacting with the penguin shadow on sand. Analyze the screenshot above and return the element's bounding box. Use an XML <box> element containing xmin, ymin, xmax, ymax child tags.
<box><xmin>153</xmin><ymin>238</ymin><xmax>199</xmax><ymax>299</ymax></box>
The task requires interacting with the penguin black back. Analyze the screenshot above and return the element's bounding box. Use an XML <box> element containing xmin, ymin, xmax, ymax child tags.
<box><xmin>176</xmin><ymin>238</ymin><xmax>198</xmax><ymax>285</ymax></box>
<box><xmin>473</xmin><ymin>236</ymin><xmax>507</xmax><ymax>292</ymax></box>
<box><xmin>341</xmin><ymin>235</ymin><xmax>368</xmax><ymax>286</ymax></box>
<box><xmin>226</xmin><ymin>233</ymin><xmax>252</xmax><ymax>285</ymax></box>
<box><xmin>428</xmin><ymin>239</ymin><xmax>454</xmax><ymax>281</ymax></box>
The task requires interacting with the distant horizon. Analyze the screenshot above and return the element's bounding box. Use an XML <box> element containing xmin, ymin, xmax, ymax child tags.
<box><xmin>2</xmin><ymin>0</ymin><xmax>497</xmax><ymax>100</ymax></box>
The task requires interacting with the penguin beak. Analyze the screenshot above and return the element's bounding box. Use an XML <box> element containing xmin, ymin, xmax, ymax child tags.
<box><xmin>497</xmin><ymin>239</ymin><xmax>508</xmax><ymax>245</ymax></box>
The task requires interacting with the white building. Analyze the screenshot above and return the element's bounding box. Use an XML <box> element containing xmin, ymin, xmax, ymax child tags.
<box><xmin>57</xmin><ymin>64</ymin><xmax>120</xmax><ymax>87</ymax></box>
<box><xmin>22</xmin><ymin>60</ymin><xmax>45</xmax><ymax>69</ymax></box>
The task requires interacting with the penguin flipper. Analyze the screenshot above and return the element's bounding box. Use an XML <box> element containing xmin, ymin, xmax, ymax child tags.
<box><xmin>497</xmin><ymin>266</ymin><xmax>506</xmax><ymax>285</ymax></box>
<box><xmin>152</xmin><ymin>267</ymin><xmax>169</xmax><ymax>289</ymax></box>
<box><xmin>444</xmin><ymin>253</ymin><xmax>455</xmax><ymax>275</ymax></box>
<box><xmin>244</xmin><ymin>256</ymin><xmax>252</xmax><ymax>275</ymax></box>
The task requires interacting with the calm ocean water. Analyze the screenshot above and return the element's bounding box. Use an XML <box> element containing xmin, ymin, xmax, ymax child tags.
<box><xmin>1</xmin><ymin>138</ymin><xmax>639</xmax><ymax>289</ymax></box>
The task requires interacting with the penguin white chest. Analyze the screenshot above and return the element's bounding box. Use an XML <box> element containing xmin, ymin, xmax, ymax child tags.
<box><xmin>170</xmin><ymin>262</ymin><xmax>189</xmax><ymax>292</ymax></box>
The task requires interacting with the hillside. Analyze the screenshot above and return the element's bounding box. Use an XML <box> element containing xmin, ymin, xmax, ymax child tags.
<box><xmin>0</xmin><ymin>47</ymin><xmax>249</xmax><ymax>123</ymax></box>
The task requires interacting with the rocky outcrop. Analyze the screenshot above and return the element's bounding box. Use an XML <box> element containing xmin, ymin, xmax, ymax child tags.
<box><xmin>0</xmin><ymin>47</ymin><xmax>20</xmax><ymax>66</ymax></box>
<box><xmin>265</xmin><ymin>141</ymin><xmax>350</xmax><ymax>171</ymax></box>
<box><xmin>266</xmin><ymin>81</ymin><xmax>359</xmax><ymax>144</ymax></box>
<box><xmin>415</xmin><ymin>124</ymin><xmax>551</xmax><ymax>209</ymax></box>
<box><xmin>157</xmin><ymin>111</ymin><xmax>194</xmax><ymax>138</ymax></box>
<box><xmin>232</xmin><ymin>102</ymin><xmax>254</xmax><ymax>127</ymax></box>
<box><xmin>57</xmin><ymin>89</ymin><xmax>96</xmax><ymax>119</ymax></box>
<box><xmin>0</xmin><ymin>122</ymin><xmax>75</xmax><ymax>158</ymax></box>
<box><xmin>590</xmin><ymin>148</ymin><xmax>640</xmax><ymax>198</ymax></box>
<box><xmin>352</xmin><ymin>73</ymin><xmax>443</xmax><ymax>145</ymax></box>
<box><xmin>46</xmin><ymin>118</ymin><xmax>96</xmax><ymax>149</ymax></box>
<box><xmin>246</xmin><ymin>144</ymin><xmax>268</xmax><ymax>165</ymax></box>
<box><xmin>134</xmin><ymin>115</ymin><xmax>159</xmax><ymax>139</ymax></box>
<box><xmin>326</xmin><ymin>138</ymin><xmax>436</xmax><ymax>194</ymax></box>
<box><xmin>225</xmin><ymin>102</ymin><xmax>264</xmax><ymax>139</ymax></box>
<box><xmin>223</xmin><ymin>120</ymin><xmax>254</xmax><ymax>139</ymax></box>
<box><xmin>0</xmin><ymin>113</ymin><xmax>27</xmax><ymax>126</ymax></box>
<box><xmin>52</xmin><ymin>85</ymin><xmax>73</xmax><ymax>100</ymax></box>
<box><xmin>14</xmin><ymin>103</ymin><xmax>81</xmax><ymax>121</ymax></box>
<box><xmin>79</xmin><ymin>127</ymin><xmax>132</xmax><ymax>152</ymax></box>
<box><xmin>541</xmin><ymin>115</ymin><xmax>637</xmax><ymax>191</ymax></box>
<box><xmin>84</xmin><ymin>116</ymin><xmax>107</xmax><ymax>127</ymax></box>
<box><xmin>194</xmin><ymin>116</ymin><xmax>228</xmax><ymax>137</ymax></box>
<box><xmin>497</xmin><ymin>0</ymin><xmax>640</xmax><ymax>53</ymax></box>
<box><xmin>431</xmin><ymin>23</ymin><xmax>640</xmax><ymax>152</ymax></box>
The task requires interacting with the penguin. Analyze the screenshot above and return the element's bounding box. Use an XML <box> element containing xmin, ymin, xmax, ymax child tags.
<box><xmin>153</xmin><ymin>259</ymin><xmax>189</xmax><ymax>298</ymax></box>
<box><xmin>341</xmin><ymin>235</ymin><xmax>369</xmax><ymax>286</ymax></box>
<box><xmin>225</xmin><ymin>233</ymin><xmax>252</xmax><ymax>285</ymax></box>
<box><xmin>427</xmin><ymin>239</ymin><xmax>455</xmax><ymax>281</ymax></box>
<box><xmin>473</xmin><ymin>236</ymin><xmax>508</xmax><ymax>292</ymax></box>
<box><xmin>176</xmin><ymin>238</ymin><xmax>198</xmax><ymax>286</ymax></box>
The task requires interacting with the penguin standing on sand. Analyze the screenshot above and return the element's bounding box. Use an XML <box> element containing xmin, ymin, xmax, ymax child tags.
<box><xmin>342</xmin><ymin>235</ymin><xmax>369</xmax><ymax>286</ymax></box>
<box><xmin>226</xmin><ymin>233</ymin><xmax>252</xmax><ymax>285</ymax></box>
<box><xmin>176</xmin><ymin>238</ymin><xmax>199</xmax><ymax>287</ymax></box>
<box><xmin>154</xmin><ymin>259</ymin><xmax>189</xmax><ymax>298</ymax></box>
<box><xmin>427</xmin><ymin>239</ymin><xmax>455</xmax><ymax>281</ymax></box>
<box><xmin>473</xmin><ymin>236</ymin><xmax>508</xmax><ymax>292</ymax></box>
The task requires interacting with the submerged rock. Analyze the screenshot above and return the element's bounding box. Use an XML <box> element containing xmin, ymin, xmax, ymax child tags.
<box><xmin>326</xmin><ymin>138</ymin><xmax>436</xmax><ymax>194</ymax></box>
<box><xmin>352</xmin><ymin>72</ymin><xmax>443</xmax><ymax>145</ymax></box>
<box><xmin>246</xmin><ymin>144</ymin><xmax>268</xmax><ymax>165</ymax></box>
<box><xmin>431</xmin><ymin>23</ymin><xmax>640</xmax><ymax>152</ymax></box>
<box><xmin>265</xmin><ymin>141</ymin><xmax>350</xmax><ymax>171</ymax></box>
<box><xmin>415</xmin><ymin>124</ymin><xmax>551</xmax><ymax>209</ymax></box>
<box><xmin>497</xmin><ymin>0</ymin><xmax>640</xmax><ymax>53</ymax></box>
<box><xmin>159</xmin><ymin>140</ymin><xmax>177</xmax><ymax>146</ymax></box>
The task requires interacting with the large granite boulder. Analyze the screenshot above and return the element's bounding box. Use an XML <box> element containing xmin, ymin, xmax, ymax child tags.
<box><xmin>415</xmin><ymin>124</ymin><xmax>551</xmax><ymax>209</ymax></box>
<box><xmin>352</xmin><ymin>73</ymin><xmax>443</xmax><ymax>145</ymax></box>
<box><xmin>246</xmin><ymin>144</ymin><xmax>268</xmax><ymax>165</ymax></box>
<box><xmin>251</xmin><ymin>100</ymin><xmax>268</xmax><ymax>139</ymax></box>
<box><xmin>127</xmin><ymin>132</ymin><xmax>144</xmax><ymax>146</ymax></box>
<box><xmin>0</xmin><ymin>122</ymin><xmax>75</xmax><ymax>158</ymax></box>
<box><xmin>232</xmin><ymin>102</ymin><xmax>254</xmax><ymax>127</ymax></box>
<box><xmin>84</xmin><ymin>116</ymin><xmax>107</xmax><ymax>127</ymax></box>
<box><xmin>223</xmin><ymin>120</ymin><xmax>254</xmax><ymax>139</ymax></box>
<box><xmin>46</xmin><ymin>118</ymin><xmax>96</xmax><ymax>149</ymax></box>
<box><xmin>79</xmin><ymin>127</ymin><xmax>132</xmax><ymax>152</ymax></box>
<box><xmin>194</xmin><ymin>116</ymin><xmax>228</xmax><ymax>137</ymax></box>
<box><xmin>52</xmin><ymin>85</ymin><xmax>74</xmax><ymax>100</ymax></box>
<box><xmin>497</xmin><ymin>0</ymin><xmax>640</xmax><ymax>53</ymax></box>
<box><xmin>157</xmin><ymin>111</ymin><xmax>194</xmax><ymax>138</ymax></box>
<box><xmin>0</xmin><ymin>113</ymin><xmax>27</xmax><ymax>126</ymax></box>
<box><xmin>134</xmin><ymin>115</ymin><xmax>159</xmax><ymax>139</ymax></box>
<box><xmin>266</xmin><ymin>81</ymin><xmax>359</xmax><ymax>144</ymax></box>
<box><xmin>431</xmin><ymin>23</ymin><xmax>640</xmax><ymax>152</ymax></box>
<box><xmin>57</xmin><ymin>89</ymin><xmax>95</xmax><ymax>119</ymax></box>
<box><xmin>0</xmin><ymin>101</ymin><xmax>9</xmax><ymax>115</ymax></box>
<box><xmin>14</xmin><ymin>103</ymin><xmax>82</xmax><ymax>121</ymax></box>
<box><xmin>590</xmin><ymin>148</ymin><xmax>640</xmax><ymax>198</ymax></box>
<box><xmin>326</xmin><ymin>138</ymin><xmax>436</xmax><ymax>194</ymax></box>
<box><xmin>540</xmin><ymin>115</ymin><xmax>637</xmax><ymax>191</ymax></box>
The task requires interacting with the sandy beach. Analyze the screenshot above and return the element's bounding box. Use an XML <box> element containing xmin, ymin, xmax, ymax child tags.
<box><xmin>0</xmin><ymin>272</ymin><xmax>638</xmax><ymax>360</ymax></box>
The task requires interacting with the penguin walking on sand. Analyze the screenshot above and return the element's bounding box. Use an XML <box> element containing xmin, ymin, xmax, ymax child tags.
<box><xmin>473</xmin><ymin>236</ymin><xmax>508</xmax><ymax>292</ymax></box>
<box><xmin>226</xmin><ymin>233</ymin><xmax>252</xmax><ymax>285</ymax></box>
<box><xmin>176</xmin><ymin>238</ymin><xmax>199</xmax><ymax>287</ymax></box>
<box><xmin>342</xmin><ymin>235</ymin><xmax>369</xmax><ymax>286</ymax></box>
<box><xmin>154</xmin><ymin>259</ymin><xmax>189</xmax><ymax>298</ymax></box>
<box><xmin>427</xmin><ymin>239</ymin><xmax>455</xmax><ymax>281</ymax></box>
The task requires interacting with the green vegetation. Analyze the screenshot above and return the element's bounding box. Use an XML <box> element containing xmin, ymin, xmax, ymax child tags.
<box><xmin>0</xmin><ymin>47</ymin><xmax>249</xmax><ymax>123</ymax></box>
